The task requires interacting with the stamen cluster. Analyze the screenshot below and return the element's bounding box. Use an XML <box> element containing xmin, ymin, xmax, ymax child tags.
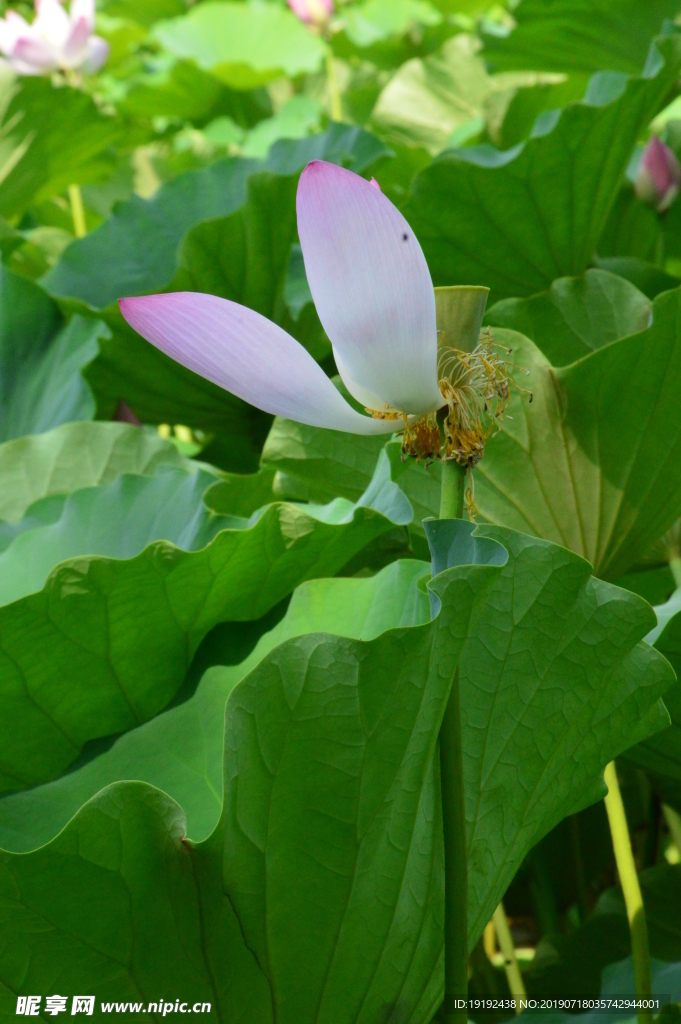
<box><xmin>399</xmin><ymin>328</ymin><xmax>530</xmax><ymax>469</ymax></box>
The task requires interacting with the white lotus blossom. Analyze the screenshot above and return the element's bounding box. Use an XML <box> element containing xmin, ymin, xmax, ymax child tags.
<box><xmin>0</xmin><ymin>0</ymin><xmax>109</xmax><ymax>76</ymax></box>
<box><xmin>120</xmin><ymin>162</ymin><xmax>516</xmax><ymax>468</ymax></box>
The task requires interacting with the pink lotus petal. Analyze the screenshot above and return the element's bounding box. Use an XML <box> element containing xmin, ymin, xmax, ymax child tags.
<box><xmin>62</xmin><ymin>14</ymin><xmax>90</xmax><ymax>63</ymax></box>
<box><xmin>69</xmin><ymin>0</ymin><xmax>95</xmax><ymax>32</ymax></box>
<box><xmin>0</xmin><ymin>12</ymin><xmax>31</xmax><ymax>55</ymax></box>
<box><xmin>636</xmin><ymin>136</ymin><xmax>681</xmax><ymax>212</ymax></box>
<box><xmin>11</xmin><ymin>35</ymin><xmax>58</xmax><ymax>71</ymax></box>
<box><xmin>119</xmin><ymin>292</ymin><xmax>399</xmax><ymax>435</ymax></box>
<box><xmin>287</xmin><ymin>0</ymin><xmax>333</xmax><ymax>25</ymax></box>
<box><xmin>34</xmin><ymin>0</ymin><xmax>70</xmax><ymax>47</ymax></box>
<box><xmin>297</xmin><ymin>160</ymin><xmax>442</xmax><ymax>417</ymax></box>
<box><xmin>81</xmin><ymin>33</ymin><xmax>108</xmax><ymax>73</ymax></box>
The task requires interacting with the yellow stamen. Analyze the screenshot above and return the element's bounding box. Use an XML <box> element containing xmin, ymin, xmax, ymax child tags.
<box><xmin>365</xmin><ymin>328</ymin><xmax>531</xmax><ymax>510</ymax></box>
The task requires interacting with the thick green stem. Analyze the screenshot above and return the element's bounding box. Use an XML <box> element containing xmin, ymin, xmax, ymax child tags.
<box><xmin>440</xmin><ymin>667</ymin><xmax>468</xmax><ymax>1023</ymax></box>
<box><xmin>440</xmin><ymin>460</ymin><xmax>466</xmax><ymax>520</ymax></box>
<box><xmin>325</xmin><ymin>48</ymin><xmax>343</xmax><ymax>122</ymax></box>
<box><xmin>603</xmin><ymin>762</ymin><xmax>653</xmax><ymax>1024</ymax></box>
<box><xmin>439</xmin><ymin>458</ymin><xmax>469</xmax><ymax>1022</ymax></box>
<box><xmin>68</xmin><ymin>184</ymin><xmax>87</xmax><ymax>238</ymax></box>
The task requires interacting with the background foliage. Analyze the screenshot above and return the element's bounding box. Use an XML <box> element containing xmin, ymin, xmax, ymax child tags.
<box><xmin>2</xmin><ymin>0</ymin><xmax>681</xmax><ymax>1020</ymax></box>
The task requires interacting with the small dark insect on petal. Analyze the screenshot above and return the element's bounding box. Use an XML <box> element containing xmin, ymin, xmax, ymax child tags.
<box><xmin>402</xmin><ymin>233</ymin><xmax>408</xmax><ymax>241</ymax></box>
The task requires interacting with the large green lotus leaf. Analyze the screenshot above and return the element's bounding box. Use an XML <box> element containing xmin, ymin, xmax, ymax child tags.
<box><xmin>44</xmin><ymin>157</ymin><xmax>259</xmax><ymax>311</ymax></box>
<box><xmin>622</xmin><ymin>593</ymin><xmax>681</xmax><ymax>809</ymax></box>
<box><xmin>424</xmin><ymin>522</ymin><xmax>673</xmax><ymax>943</ymax></box>
<box><xmin>403</xmin><ymin>36</ymin><xmax>681</xmax><ymax>303</ymax></box>
<box><xmin>0</xmin><ymin>75</ymin><xmax>122</xmax><ymax>221</ymax></box>
<box><xmin>266</xmin><ymin>285</ymin><xmax>681</xmax><ymax>580</ymax></box>
<box><xmin>100</xmin><ymin>0</ymin><xmax>187</xmax><ymax>27</ymax></box>
<box><xmin>0</xmin><ymin>559</ymin><xmax>431</xmax><ymax>854</ymax></box>
<box><xmin>44</xmin><ymin>125</ymin><xmax>389</xmax><ymax>312</ymax></box>
<box><xmin>0</xmin><ymin>560</ymin><xmax>488</xmax><ymax>1023</ymax></box>
<box><xmin>0</xmin><ymin>266</ymin><xmax>106</xmax><ymax>443</ymax></box>
<box><xmin>594</xmin><ymin>256</ymin><xmax>681</xmax><ymax>300</ymax></box>
<box><xmin>0</xmin><ymin>467</ymin><xmax>229</xmax><ymax>607</ymax></box>
<box><xmin>0</xmin><ymin>786</ymin><xmax>272</xmax><ymax>1021</ymax></box>
<box><xmin>0</xmin><ymin>453</ymin><xmax>410</xmax><ymax>793</ymax></box>
<box><xmin>262</xmin><ymin>415</ymin><xmax>387</xmax><ymax>503</ymax></box>
<box><xmin>43</xmin><ymin>127</ymin><xmax>389</xmax><ymax>468</ymax></box>
<box><xmin>343</xmin><ymin>0</ymin><xmax>442</xmax><ymax>48</ymax></box>
<box><xmin>371</xmin><ymin>34</ymin><xmax>490</xmax><ymax>155</ymax></box>
<box><xmin>153</xmin><ymin>1</ymin><xmax>326</xmax><ymax>88</ymax></box>
<box><xmin>473</xmin><ymin>288</ymin><xmax>681</xmax><ymax>580</ymax></box>
<box><xmin>119</xmin><ymin>59</ymin><xmax>272</xmax><ymax>128</ymax></box>
<box><xmin>1</xmin><ymin>526</ymin><xmax>672</xmax><ymax>1020</ymax></box>
<box><xmin>261</xmin><ymin>422</ymin><xmax>439</xmax><ymax>553</ymax></box>
<box><xmin>484</xmin><ymin>268</ymin><xmax>651</xmax><ymax>366</ymax></box>
<box><xmin>596</xmin><ymin>185</ymin><xmax>662</xmax><ymax>264</ymax></box>
<box><xmin>496</xmin><ymin>75</ymin><xmax>590</xmax><ymax>150</ymax></box>
<box><xmin>0</xmin><ymin>421</ymin><xmax>195</xmax><ymax>524</ymax></box>
<box><xmin>482</xmin><ymin>0</ymin><xmax>681</xmax><ymax>75</ymax></box>
<box><xmin>596</xmin><ymin>180</ymin><xmax>681</xmax><ymax>287</ymax></box>
<box><xmin>0</xmin><ymin>551</ymin><xmax>492</xmax><ymax>1024</ymax></box>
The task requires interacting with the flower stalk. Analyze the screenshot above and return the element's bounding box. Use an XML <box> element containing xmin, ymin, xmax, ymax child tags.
<box><xmin>440</xmin><ymin>460</ymin><xmax>466</xmax><ymax>520</ymax></box>
<box><xmin>492</xmin><ymin>903</ymin><xmax>526</xmax><ymax>1011</ymax></box>
<box><xmin>440</xmin><ymin>663</ymin><xmax>468</xmax><ymax>1023</ymax></box>
<box><xmin>603</xmin><ymin>761</ymin><xmax>653</xmax><ymax>1024</ymax></box>
<box><xmin>68</xmin><ymin>184</ymin><xmax>87</xmax><ymax>238</ymax></box>
<box><xmin>325</xmin><ymin>48</ymin><xmax>343</xmax><ymax>122</ymax></box>
<box><xmin>439</xmin><ymin>458</ymin><xmax>468</xmax><ymax>1023</ymax></box>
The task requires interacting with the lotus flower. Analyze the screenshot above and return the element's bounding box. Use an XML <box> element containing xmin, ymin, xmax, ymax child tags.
<box><xmin>120</xmin><ymin>162</ymin><xmax>509</xmax><ymax>465</ymax></box>
<box><xmin>0</xmin><ymin>0</ymin><xmax>109</xmax><ymax>76</ymax></box>
<box><xmin>635</xmin><ymin>136</ymin><xmax>681</xmax><ymax>213</ymax></box>
<box><xmin>287</xmin><ymin>0</ymin><xmax>334</xmax><ymax>27</ymax></box>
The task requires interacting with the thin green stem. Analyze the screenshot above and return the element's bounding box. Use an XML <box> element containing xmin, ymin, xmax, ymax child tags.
<box><xmin>439</xmin><ymin>458</ymin><xmax>469</xmax><ymax>1023</ymax></box>
<box><xmin>663</xmin><ymin>803</ymin><xmax>681</xmax><ymax>852</ymax></box>
<box><xmin>325</xmin><ymin>48</ymin><xmax>343</xmax><ymax>122</ymax></box>
<box><xmin>68</xmin><ymin>184</ymin><xmax>87</xmax><ymax>238</ymax></box>
<box><xmin>603</xmin><ymin>762</ymin><xmax>653</xmax><ymax>1024</ymax></box>
<box><xmin>670</xmin><ymin>556</ymin><xmax>681</xmax><ymax>590</ymax></box>
<box><xmin>440</xmin><ymin>460</ymin><xmax>466</xmax><ymax>520</ymax></box>
<box><xmin>569</xmin><ymin>814</ymin><xmax>590</xmax><ymax>921</ymax></box>
<box><xmin>440</xmin><ymin>666</ymin><xmax>468</xmax><ymax>1024</ymax></box>
<box><xmin>492</xmin><ymin>902</ymin><xmax>526</xmax><ymax>1011</ymax></box>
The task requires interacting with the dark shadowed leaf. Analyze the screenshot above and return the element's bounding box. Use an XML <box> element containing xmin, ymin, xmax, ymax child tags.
<box><xmin>0</xmin><ymin>453</ymin><xmax>410</xmax><ymax>792</ymax></box>
<box><xmin>404</xmin><ymin>38</ymin><xmax>681</xmax><ymax>303</ymax></box>
<box><xmin>482</xmin><ymin>0</ymin><xmax>681</xmax><ymax>75</ymax></box>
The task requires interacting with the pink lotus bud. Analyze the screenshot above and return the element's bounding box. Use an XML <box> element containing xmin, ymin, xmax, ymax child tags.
<box><xmin>635</xmin><ymin>136</ymin><xmax>681</xmax><ymax>213</ymax></box>
<box><xmin>287</xmin><ymin>0</ymin><xmax>333</xmax><ymax>27</ymax></box>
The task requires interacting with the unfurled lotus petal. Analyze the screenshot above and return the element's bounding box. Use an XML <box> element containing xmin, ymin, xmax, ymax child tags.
<box><xmin>80</xmin><ymin>32</ymin><xmax>108</xmax><ymax>73</ymax></box>
<box><xmin>70</xmin><ymin>0</ymin><xmax>96</xmax><ymax>32</ymax></box>
<box><xmin>119</xmin><ymin>293</ymin><xmax>399</xmax><ymax>436</ymax></box>
<box><xmin>635</xmin><ymin>136</ymin><xmax>681</xmax><ymax>213</ymax></box>
<box><xmin>297</xmin><ymin>161</ymin><xmax>443</xmax><ymax>417</ymax></box>
<box><xmin>0</xmin><ymin>0</ymin><xmax>108</xmax><ymax>75</ymax></box>
<box><xmin>11</xmin><ymin>35</ymin><xmax>57</xmax><ymax>74</ymax></box>
<box><xmin>33</xmin><ymin>0</ymin><xmax>71</xmax><ymax>47</ymax></box>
